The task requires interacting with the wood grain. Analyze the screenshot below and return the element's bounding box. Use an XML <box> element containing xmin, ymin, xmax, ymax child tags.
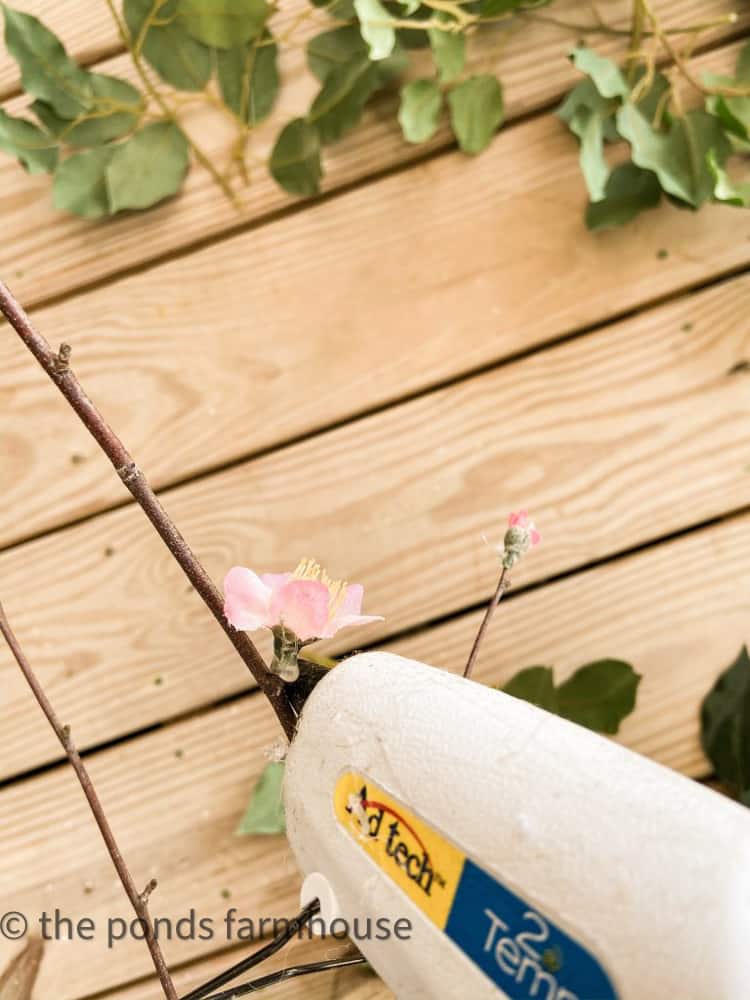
<box><xmin>1</xmin><ymin>271</ymin><xmax>748</xmax><ymax>780</ymax></box>
<box><xmin>4</xmin><ymin>42</ymin><xmax>750</xmax><ymax>549</ymax></box>
<box><xmin>0</xmin><ymin>7</ymin><xmax>745</xmax><ymax>314</ymax></box>
<box><xmin>0</xmin><ymin>511</ymin><xmax>746</xmax><ymax>998</ymax></box>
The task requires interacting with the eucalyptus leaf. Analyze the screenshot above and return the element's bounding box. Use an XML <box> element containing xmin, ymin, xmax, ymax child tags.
<box><xmin>179</xmin><ymin>0</ymin><xmax>270</xmax><ymax>49</ymax></box>
<box><xmin>448</xmin><ymin>74</ymin><xmax>504</xmax><ymax>154</ymax></box>
<box><xmin>53</xmin><ymin>146</ymin><xmax>115</xmax><ymax>218</ymax></box>
<box><xmin>106</xmin><ymin>122</ymin><xmax>189</xmax><ymax>212</ymax></box>
<box><xmin>570</xmin><ymin>46</ymin><xmax>628</xmax><ymax>99</ymax></box>
<box><xmin>354</xmin><ymin>0</ymin><xmax>396</xmax><ymax>61</ymax></box>
<box><xmin>3</xmin><ymin>5</ymin><xmax>92</xmax><ymax>118</ymax></box>
<box><xmin>270</xmin><ymin>117</ymin><xmax>322</xmax><ymax>196</ymax></box>
<box><xmin>308</xmin><ymin>53</ymin><xmax>382</xmax><ymax>145</ymax></box>
<box><xmin>617</xmin><ymin>104</ymin><xmax>731</xmax><ymax>207</ymax></box>
<box><xmin>32</xmin><ymin>73</ymin><xmax>143</xmax><ymax>148</ymax></box>
<box><xmin>236</xmin><ymin>761</ymin><xmax>286</xmax><ymax>834</ymax></box>
<box><xmin>428</xmin><ymin>20</ymin><xmax>465</xmax><ymax>83</ymax></box>
<box><xmin>556</xmin><ymin>659</ymin><xmax>640</xmax><ymax>734</ymax></box>
<box><xmin>124</xmin><ymin>0</ymin><xmax>212</xmax><ymax>91</ymax></box>
<box><xmin>585</xmin><ymin>161</ymin><xmax>661</xmax><ymax>230</ymax></box>
<box><xmin>701</xmin><ymin>646</ymin><xmax>750</xmax><ymax>798</ymax></box>
<box><xmin>502</xmin><ymin>666</ymin><xmax>557</xmax><ymax>712</ymax></box>
<box><xmin>398</xmin><ymin>78</ymin><xmax>442</xmax><ymax>143</ymax></box>
<box><xmin>217</xmin><ymin>31</ymin><xmax>279</xmax><ymax>124</ymax></box>
<box><xmin>307</xmin><ymin>25</ymin><xmax>367</xmax><ymax>83</ymax></box>
<box><xmin>0</xmin><ymin>108</ymin><xmax>57</xmax><ymax>173</ymax></box>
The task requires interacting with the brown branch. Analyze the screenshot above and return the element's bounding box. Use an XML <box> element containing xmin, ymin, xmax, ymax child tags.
<box><xmin>0</xmin><ymin>601</ymin><xmax>178</xmax><ymax>1000</ymax></box>
<box><xmin>463</xmin><ymin>566</ymin><xmax>509</xmax><ymax>680</ymax></box>
<box><xmin>0</xmin><ymin>279</ymin><xmax>297</xmax><ymax>740</ymax></box>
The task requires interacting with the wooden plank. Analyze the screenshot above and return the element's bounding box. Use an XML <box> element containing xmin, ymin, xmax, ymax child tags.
<box><xmin>0</xmin><ymin>2</ymin><xmax>121</xmax><ymax>100</ymax></box>
<box><xmin>0</xmin><ymin>7</ymin><xmax>745</xmax><ymax>311</ymax></box>
<box><xmin>5</xmin><ymin>45</ymin><xmax>750</xmax><ymax>550</ymax></box>
<box><xmin>1</xmin><ymin>271</ymin><xmax>749</xmax><ymax>780</ymax></box>
<box><xmin>1</xmin><ymin>511</ymin><xmax>747</xmax><ymax>998</ymax></box>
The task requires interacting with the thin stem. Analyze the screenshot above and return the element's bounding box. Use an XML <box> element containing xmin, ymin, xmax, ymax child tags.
<box><xmin>0</xmin><ymin>280</ymin><xmax>297</xmax><ymax>740</ymax></box>
<box><xmin>463</xmin><ymin>566</ymin><xmax>509</xmax><ymax>680</ymax></box>
<box><xmin>0</xmin><ymin>600</ymin><xmax>178</xmax><ymax>1000</ymax></box>
<box><xmin>200</xmin><ymin>957</ymin><xmax>367</xmax><ymax>1000</ymax></box>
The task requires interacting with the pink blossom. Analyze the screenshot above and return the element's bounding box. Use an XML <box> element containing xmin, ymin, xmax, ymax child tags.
<box><xmin>224</xmin><ymin>559</ymin><xmax>382</xmax><ymax>642</ymax></box>
<box><xmin>508</xmin><ymin>510</ymin><xmax>541</xmax><ymax>546</ymax></box>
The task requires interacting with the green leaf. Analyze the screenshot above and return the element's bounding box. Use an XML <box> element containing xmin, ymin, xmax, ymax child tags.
<box><xmin>428</xmin><ymin>20</ymin><xmax>465</xmax><ymax>84</ymax></box>
<box><xmin>179</xmin><ymin>0</ymin><xmax>270</xmax><ymax>49</ymax></box>
<box><xmin>124</xmin><ymin>0</ymin><xmax>212</xmax><ymax>91</ymax></box>
<box><xmin>502</xmin><ymin>666</ymin><xmax>557</xmax><ymax>712</ymax></box>
<box><xmin>236</xmin><ymin>761</ymin><xmax>286</xmax><ymax>835</ymax></box>
<box><xmin>398</xmin><ymin>78</ymin><xmax>442</xmax><ymax>143</ymax></box>
<box><xmin>701</xmin><ymin>646</ymin><xmax>750</xmax><ymax>798</ymax></box>
<box><xmin>708</xmin><ymin>149</ymin><xmax>750</xmax><ymax>207</ymax></box>
<box><xmin>569</xmin><ymin>46</ymin><xmax>628</xmax><ymax>99</ymax></box>
<box><xmin>216</xmin><ymin>31</ymin><xmax>279</xmax><ymax>124</ymax></box>
<box><xmin>105</xmin><ymin>122</ymin><xmax>189</xmax><ymax>212</ymax></box>
<box><xmin>501</xmin><ymin>659</ymin><xmax>640</xmax><ymax>734</ymax></box>
<box><xmin>479</xmin><ymin>0</ymin><xmax>525</xmax><ymax>15</ymax></box>
<box><xmin>0</xmin><ymin>108</ymin><xmax>57</xmax><ymax>173</ymax></box>
<box><xmin>354</xmin><ymin>0</ymin><xmax>396</xmax><ymax>61</ymax></box>
<box><xmin>270</xmin><ymin>118</ymin><xmax>322</xmax><ymax>196</ymax></box>
<box><xmin>308</xmin><ymin>0</ymin><xmax>356</xmax><ymax>19</ymax></box>
<box><xmin>572</xmin><ymin>107</ymin><xmax>608</xmax><ymax>201</ymax></box>
<box><xmin>3</xmin><ymin>4</ymin><xmax>93</xmax><ymax>118</ymax></box>
<box><xmin>307</xmin><ymin>25</ymin><xmax>367</xmax><ymax>83</ymax></box>
<box><xmin>308</xmin><ymin>53</ymin><xmax>383</xmax><ymax>145</ymax></box>
<box><xmin>32</xmin><ymin>73</ymin><xmax>143</xmax><ymax>148</ymax></box>
<box><xmin>617</xmin><ymin>104</ymin><xmax>731</xmax><ymax>207</ymax></box>
<box><xmin>556</xmin><ymin>659</ymin><xmax>640</xmax><ymax>735</ymax></box>
<box><xmin>448</xmin><ymin>74</ymin><xmax>503</xmax><ymax>154</ymax></box>
<box><xmin>585</xmin><ymin>161</ymin><xmax>661</xmax><ymax>230</ymax></box>
<box><xmin>558</xmin><ymin>78</ymin><xmax>618</xmax><ymax>142</ymax></box>
<box><xmin>53</xmin><ymin>146</ymin><xmax>115</xmax><ymax>218</ymax></box>
<box><xmin>704</xmin><ymin>44</ymin><xmax>750</xmax><ymax>142</ymax></box>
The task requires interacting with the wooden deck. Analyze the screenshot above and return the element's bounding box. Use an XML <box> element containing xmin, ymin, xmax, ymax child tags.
<box><xmin>0</xmin><ymin>2</ymin><xmax>748</xmax><ymax>997</ymax></box>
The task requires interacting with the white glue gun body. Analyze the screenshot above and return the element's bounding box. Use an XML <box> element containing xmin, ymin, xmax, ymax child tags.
<box><xmin>284</xmin><ymin>652</ymin><xmax>750</xmax><ymax>1000</ymax></box>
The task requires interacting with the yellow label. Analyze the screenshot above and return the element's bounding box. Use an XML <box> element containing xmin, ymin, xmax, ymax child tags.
<box><xmin>333</xmin><ymin>771</ymin><xmax>465</xmax><ymax>929</ymax></box>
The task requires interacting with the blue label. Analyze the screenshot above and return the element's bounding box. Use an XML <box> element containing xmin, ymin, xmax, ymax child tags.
<box><xmin>444</xmin><ymin>859</ymin><xmax>618</xmax><ymax>1000</ymax></box>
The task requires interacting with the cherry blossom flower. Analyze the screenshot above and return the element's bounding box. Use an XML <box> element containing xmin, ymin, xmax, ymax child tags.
<box><xmin>224</xmin><ymin>559</ymin><xmax>382</xmax><ymax>643</ymax></box>
<box><xmin>501</xmin><ymin>510</ymin><xmax>541</xmax><ymax>568</ymax></box>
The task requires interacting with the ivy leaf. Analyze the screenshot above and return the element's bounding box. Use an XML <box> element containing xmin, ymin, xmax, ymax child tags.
<box><xmin>617</xmin><ymin>104</ymin><xmax>731</xmax><ymax>208</ymax></box>
<box><xmin>708</xmin><ymin>149</ymin><xmax>750</xmax><ymax>207</ymax></box>
<box><xmin>701</xmin><ymin>646</ymin><xmax>750</xmax><ymax>799</ymax></box>
<box><xmin>573</xmin><ymin>107</ymin><xmax>609</xmax><ymax>201</ymax></box>
<box><xmin>308</xmin><ymin>53</ymin><xmax>383</xmax><ymax>145</ymax></box>
<box><xmin>569</xmin><ymin>46</ymin><xmax>628</xmax><ymax>99</ymax></box>
<box><xmin>479</xmin><ymin>0</ymin><xmax>526</xmax><ymax>14</ymax></box>
<box><xmin>32</xmin><ymin>73</ymin><xmax>143</xmax><ymax>148</ymax></box>
<box><xmin>53</xmin><ymin>146</ymin><xmax>115</xmax><ymax>218</ymax></box>
<box><xmin>0</xmin><ymin>108</ymin><xmax>57</xmax><ymax>173</ymax></box>
<box><xmin>270</xmin><ymin>118</ymin><xmax>322</xmax><ymax>196</ymax></box>
<box><xmin>398</xmin><ymin>79</ymin><xmax>442</xmax><ymax>143</ymax></box>
<box><xmin>217</xmin><ymin>31</ymin><xmax>279</xmax><ymax>125</ymax></box>
<box><xmin>448</xmin><ymin>74</ymin><xmax>504</xmax><ymax>154</ymax></box>
<box><xmin>502</xmin><ymin>666</ymin><xmax>557</xmax><ymax>712</ymax></box>
<box><xmin>309</xmin><ymin>0</ymin><xmax>356</xmax><ymax>19</ymax></box>
<box><xmin>106</xmin><ymin>122</ymin><xmax>189</xmax><ymax>212</ymax></box>
<box><xmin>123</xmin><ymin>0</ymin><xmax>212</xmax><ymax>92</ymax></box>
<box><xmin>236</xmin><ymin>761</ymin><xmax>286</xmax><ymax>835</ymax></box>
<box><xmin>558</xmin><ymin>78</ymin><xmax>618</xmax><ymax>142</ymax></box>
<box><xmin>556</xmin><ymin>659</ymin><xmax>640</xmax><ymax>734</ymax></box>
<box><xmin>307</xmin><ymin>25</ymin><xmax>367</xmax><ymax>83</ymax></box>
<box><xmin>705</xmin><ymin>44</ymin><xmax>750</xmax><ymax>143</ymax></box>
<box><xmin>179</xmin><ymin>0</ymin><xmax>270</xmax><ymax>49</ymax></box>
<box><xmin>586</xmin><ymin>161</ymin><xmax>661</xmax><ymax>230</ymax></box>
<box><xmin>501</xmin><ymin>659</ymin><xmax>640</xmax><ymax>734</ymax></box>
<box><xmin>3</xmin><ymin>5</ymin><xmax>93</xmax><ymax>118</ymax></box>
<box><xmin>354</xmin><ymin>0</ymin><xmax>396</xmax><ymax>61</ymax></box>
<box><xmin>428</xmin><ymin>20</ymin><xmax>465</xmax><ymax>83</ymax></box>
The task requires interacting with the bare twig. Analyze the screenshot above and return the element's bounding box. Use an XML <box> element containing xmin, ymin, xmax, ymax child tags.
<box><xmin>463</xmin><ymin>566</ymin><xmax>509</xmax><ymax>680</ymax></box>
<box><xmin>0</xmin><ymin>279</ymin><xmax>297</xmax><ymax>740</ymax></box>
<box><xmin>0</xmin><ymin>601</ymin><xmax>178</xmax><ymax>1000</ymax></box>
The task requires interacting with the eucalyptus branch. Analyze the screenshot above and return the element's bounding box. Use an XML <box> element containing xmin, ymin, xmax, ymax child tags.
<box><xmin>0</xmin><ymin>279</ymin><xmax>297</xmax><ymax>740</ymax></box>
<box><xmin>0</xmin><ymin>599</ymin><xmax>178</xmax><ymax>1000</ymax></box>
